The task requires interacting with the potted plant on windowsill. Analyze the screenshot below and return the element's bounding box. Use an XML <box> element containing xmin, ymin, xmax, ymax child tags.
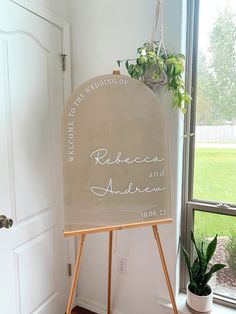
<box><xmin>181</xmin><ymin>231</ymin><xmax>225</xmax><ymax>313</ymax></box>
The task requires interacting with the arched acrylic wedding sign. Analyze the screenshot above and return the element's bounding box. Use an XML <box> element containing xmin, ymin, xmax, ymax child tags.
<box><xmin>62</xmin><ymin>74</ymin><xmax>171</xmax><ymax>234</ymax></box>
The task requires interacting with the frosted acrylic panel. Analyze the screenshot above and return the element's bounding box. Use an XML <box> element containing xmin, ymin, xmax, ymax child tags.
<box><xmin>62</xmin><ymin>75</ymin><xmax>171</xmax><ymax>232</ymax></box>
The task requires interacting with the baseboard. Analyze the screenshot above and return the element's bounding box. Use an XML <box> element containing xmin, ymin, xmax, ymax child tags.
<box><xmin>77</xmin><ymin>298</ymin><xmax>125</xmax><ymax>314</ymax></box>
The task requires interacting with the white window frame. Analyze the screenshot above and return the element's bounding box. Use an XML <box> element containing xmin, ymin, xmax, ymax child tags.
<box><xmin>181</xmin><ymin>0</ymin><xmax>236</xmax><ymax>309</ymax></box>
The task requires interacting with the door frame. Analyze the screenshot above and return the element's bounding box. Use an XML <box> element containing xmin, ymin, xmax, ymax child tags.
<box><xmin>10</xmin><ymin>0</ymin><xmax>72</xmax><ymax>102</ymax></box>
<box><xmin>8</xmin><ymin>0</ymin><xmax>76</xmax><ymax>286</ymax></box>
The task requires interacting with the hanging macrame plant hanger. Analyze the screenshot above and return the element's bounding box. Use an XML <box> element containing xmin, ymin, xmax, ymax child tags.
<box><xmin>117</xmin><ymin>0</ymin><xmax>191</xmax><ymax>112</ymax></box>
<box><xmin>143</xmin><ymin>0</ymin><xmax>168</xmax><ymax>89</ymax></box>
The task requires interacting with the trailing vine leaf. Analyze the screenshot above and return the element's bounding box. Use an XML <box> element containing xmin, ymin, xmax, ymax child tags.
<box><xmin>183</xmin><ymin>132</ymin><xmax>195</xmax><ymax>139</ymax></box>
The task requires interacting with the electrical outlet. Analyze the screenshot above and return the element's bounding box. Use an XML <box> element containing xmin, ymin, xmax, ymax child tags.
<box><xmin>117</xmin><ymin>257</ymin><xmax>128</xmax><ymax>274</ymax></box>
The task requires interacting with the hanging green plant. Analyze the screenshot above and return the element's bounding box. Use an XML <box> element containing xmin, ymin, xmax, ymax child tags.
<box><xmin>117</xmin><ymin>41</ymin><xmax>191</xmax><ymax>112</ymax></box>
<box><xmin>117</xmin><ymin>1</ymin><xmax>191</xmax><ymax>113</ymax></box>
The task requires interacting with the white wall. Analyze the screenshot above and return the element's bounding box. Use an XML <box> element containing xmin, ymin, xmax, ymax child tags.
<box><xmin>30</xmin><ymin>0</ymin><xmax>68</xmax><ymax>20</ymax></box>
<box><xmin>68</xmin><ymin>1</ymin><xmax>187</xmax><ymax>313</ymax></box>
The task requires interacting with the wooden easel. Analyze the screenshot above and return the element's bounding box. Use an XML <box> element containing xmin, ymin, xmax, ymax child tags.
<box><xmin>64</xmin><ymin>219</ymin><xmax>178</xmax><ymax>314</ymax></box>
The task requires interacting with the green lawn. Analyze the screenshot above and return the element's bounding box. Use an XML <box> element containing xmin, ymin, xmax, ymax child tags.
<box><xmin>193</xmin><ymin>147</ymin><xmax>236</xmax><ymax>237</ymax></box>
<box><xmin>194</xmin><ymin>211</ymin><xmax>236</xmax><ymax>237</ymax></box>
<box><xmin>193</xmin><ymin>148</ymin><xmax>236</xmax><ymax>204</ymax></box>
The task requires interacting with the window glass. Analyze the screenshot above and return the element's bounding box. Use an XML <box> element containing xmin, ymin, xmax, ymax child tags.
<box><xmin>193</xmin><ymin>0</ymin><xmax>236</xmax><ymax>205</ymax></box>
<box><xmin>185</xmin><ymin>0</ymin><xmax>236</xmax><ymax>305</ymax></box>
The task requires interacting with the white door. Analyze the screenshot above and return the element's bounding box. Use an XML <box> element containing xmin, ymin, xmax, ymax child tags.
<box><xmin>0</xmin><ymin>1</ymin><xmax>69</xmax><ymax>313</ymax></box>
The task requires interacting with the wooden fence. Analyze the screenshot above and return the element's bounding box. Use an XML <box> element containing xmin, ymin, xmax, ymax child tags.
<box><xmin>195</xmin><ymin>125</ymin><xmax>236</xmax><ymax>143</ymax></box>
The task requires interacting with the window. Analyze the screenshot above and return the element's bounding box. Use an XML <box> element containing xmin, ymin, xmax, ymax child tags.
<box><xmin>183</xmin><ymin>0</ymin><xmax>236</xmax><ymax>308</ymax></box>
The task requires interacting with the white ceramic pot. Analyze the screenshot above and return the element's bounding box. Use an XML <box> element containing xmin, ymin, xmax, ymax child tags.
<box><xmin>186</xmin><ymin>283</ymin><xmax>213</xmax><ymax>313</ymax></box>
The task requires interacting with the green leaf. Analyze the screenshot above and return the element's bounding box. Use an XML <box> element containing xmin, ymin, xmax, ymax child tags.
<box><xmin>147</xmin><ymin>51</ymin><xmax>156</xmax><ymax>57</ymax></box>
<box><xmin>203</xmin><ymin>263</ymin><xmax>225</xmax><ymax>287</ymax></box>
<box><xmin>191</xmin><ymin>258</ymin><xmax>200</xmax><ymax>277</ymax></box>
<box><xmin>170</xmin><ymin>64</ymin><xmax>174</xmax><ymax>76</ymax></box>
<box><xmin>139</xmin><ymin>64</ymin><xmax>145</xmax><ymax>76</ymax></box>
<box><xmin>200</xmin><ymin>240</ymin><xmax>204</xmax><ymax>256</ymax></box>
<box><xmin>183</xmin><ymin>93</ymin><xmax>191</xmax><ymax>104</ymax></box>
<box><xmin>117</xmin><ymin>60</ymin><xmax>121</xmax><ymax>67</ymax></box>
<box><xmin>209</xmin><ymin>263</ymin><xmax>226</xmax><ymax>274</ymax></box>
<box><xmin>189</xmin><ymin>280</ymin><xmax>198</xmax><ymax>295</ymax></box>
<box><xmin>137</xmin><ymin>47</ymin><xmax>143</xmax><ymax>54</ymax></box>
<box><xmin>206</xmin><ymin>235</ymin><xmax>217</xmax><ymax>263</ymax></box>
<box><xmin>181</xmin><ymin>243</ymin><xmax>192</xmax><ymax>279</ymax></box>
<box><xmin>127</xmin><ymin>63</ymin><xmax>135</xmax><ymax>76</ymax></box>
<box><xmin>191</xmin><ymin>231</ymin><xmax>206</xmax><ymax>270</ymax></box>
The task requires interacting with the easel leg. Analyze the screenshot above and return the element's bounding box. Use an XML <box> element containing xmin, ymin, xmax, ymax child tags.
<box><xmin>152</xmin><ymin>225</ymin><xmax>178</xmax><ymax>314</ymax></box>
<box><xmin>66</xmin><ymin>234</ymin><xmax>86</xmax><ymax>314</ymax></box>
<box><xmin>107</xmin><ymin>231</ymin><xmax>113</xmax><ymax>314</ymax></box>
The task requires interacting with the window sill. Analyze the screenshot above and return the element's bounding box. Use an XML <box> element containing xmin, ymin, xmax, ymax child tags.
<box><xmin>156</xmin><ymin>294</ymin><xmax>236</xmax><ymax>314</ymax></box>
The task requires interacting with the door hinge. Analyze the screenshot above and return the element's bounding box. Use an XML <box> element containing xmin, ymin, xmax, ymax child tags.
<box><xmin>68</xmin><ymin>263</ymin><xmax>72</xmax><ymax>276</ymax></box>
<box><xmin>61</xmin><ymin>54</ymin><xmax>67</xmax><ymax>71</ymax></box>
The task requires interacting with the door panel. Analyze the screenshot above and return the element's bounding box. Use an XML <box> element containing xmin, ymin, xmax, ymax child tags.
<box><xmin>8</xmin><ymin>33</ymin><xmax>52</xmax><ymax>221</ymax></box>
<box><xmin>14</xmin><ymin>230</ymin><xmax>56</xmax><ymax>314</ymax></box>
<box><xmin>0</xmin><ymin>1</ymin><xmax>69</xmax><ymax>313</ymax></box>
<box><xmin>0</xmin><ymin>38</ymin><xmax>12</xmax><ymax>219</ymax></box>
